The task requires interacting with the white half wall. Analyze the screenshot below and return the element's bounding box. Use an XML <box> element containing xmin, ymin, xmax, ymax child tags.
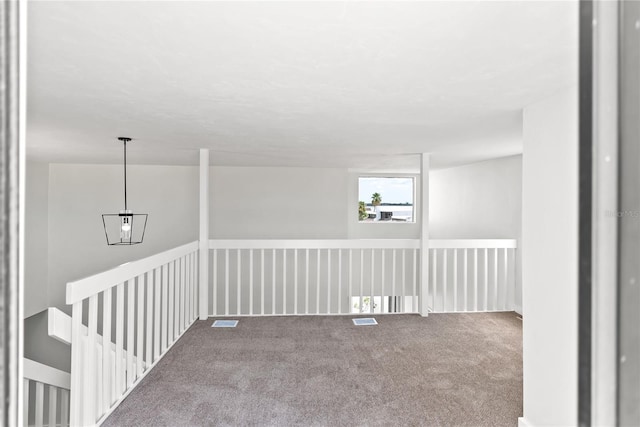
<box><xmin>24</xmin><ymin>161</ymin><xmax>49</xmax><ymax>318</ymax></box>
<box><xmin>210</xmin><ymin>166</ymin><xmax>349</xmax><ymax>239</ymax></box>
<box><xmin>429</xmin><ymin>155</ymin><xmax>523</xmax><ymax>312</ymax></box>
<box><xmin>522</xmin><ymin>86</ymin><xmax>578</xmax><ymax>426</ymax></box>
<box><xmin>47</xmin><ymin>164</ymin><xmax>199</xmax><ymax>312</ymax></box>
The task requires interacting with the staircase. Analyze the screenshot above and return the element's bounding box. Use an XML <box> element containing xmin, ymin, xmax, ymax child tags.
<box><xmin>24</xmin><ymin>308</ymin><xmax>148</xmax><ymax>427</ymax></box>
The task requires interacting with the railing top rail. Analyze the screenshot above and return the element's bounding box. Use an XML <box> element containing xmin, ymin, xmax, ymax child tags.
<box><xmin>209</xmin><ymin>239</ymin><xmax>421</xmax><ymax>250</ymax></box>
<box><xmin>208</xmin><ymin>238</ymin><xmax>517</xmax><ymax>250</ymax></box>
<box><xmin>66</xmin><ymin>241</ymin><xmax>198</xmax><ymax>305</ymax></box>
<box><xmin>429</xmin><ymin>239</ymin><xmax>517</xmax><ymax>249</ymax></box>
<box><xmin>23</xmin><ymin>358</ymin><xmax>71</xmax><ymax>390</ymax></box>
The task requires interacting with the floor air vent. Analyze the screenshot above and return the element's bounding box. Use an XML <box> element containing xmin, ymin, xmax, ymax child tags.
<box><xmin>352</xmin><ymin>318</ymin><xmax>377</xmax><ymax>326</ymax></box>
<box><xmin>212</xmin><ymin>320</ymin><xmax>238</xmax><ymax>328</ymax></box>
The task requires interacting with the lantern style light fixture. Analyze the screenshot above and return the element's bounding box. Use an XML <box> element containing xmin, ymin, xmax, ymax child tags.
<box><xmin>102</xmin><ymin>137</ymin><xmax>148</xmax><ymax>245</ymax></box>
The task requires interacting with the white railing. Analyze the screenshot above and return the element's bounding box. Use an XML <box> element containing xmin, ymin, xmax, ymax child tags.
<box><xmin>209</xmin><ymin>239</ymin><xmax>421</xmax><ymax>316</ymax></box>
<box><xmin>429</xmin><ymin>240</ymin><xmax>518</xmax><ymax>312</ymax></box>
<box><xmin>24</xmin><ymin>358</ymin><xmax>70</xmax><ymax>427</ymax></box>
<box><xmin>208</xmin><ymin>239</ymin><xmax>518</xmax><ymax>317</ymax></box>
<box><xmin>65</xmin><ymin>241</ymin><xmax>199</xmax><ymax>426</ymax></box>
<box><xmin>60</xmin><ymin>238</ymin><xmax>516</xmax><ymax>425</ymax></box>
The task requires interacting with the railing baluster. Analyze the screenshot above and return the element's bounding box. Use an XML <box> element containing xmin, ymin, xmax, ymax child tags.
<box><xmin>282</xmin><ymin>249</ymin><xmax>287</xmax><ymax>315</ymax></box>
<box><xmin>237</xmin><ymin>249</ymin><xmax>242</xmax><ymax>315</ymax></box>
<box><xmin>250</xmin><ymin>250</ymin><xmax>254</xmax><ymax>316</ymax></box>
<box><xmin>484</xmin><ymin>248</ymin><xmax>489</xmax><ymax>311</ymax></box>
<box><xmin>102</xmin><ymin>287</ymin><xmax>112</xmax><ymax>410</ymax></box>
<box><xmin>338</xmin><ymin>249</ymin><xmax>342</xmax><ymax>314</ymax></box>
<box><xmin>261</xmin><ymin>249</ymin><xmax>265</xmax><ymax>315</ymax></box>
<box><xmin>168</xmin><ymin>262</ymin><xmax>175</xmax><ymax>342</ymax></box>
<box><xmin>115</xmin><ymin>283</ymin><xmax>125</xmax><ymax>396</ymax></box>
<box><xmin>145</xmin><ymin>271</ymin><xmax>153</xmax><ymax>369</ymax></box>
<box><xmin>186</xmin><ymin>253</ymin><xmax>192</xmax><ymax>323</ymax></box>
<box><xmin>185</xmin><ymin>255</ymin><xmax>190</xmax><ymax>328</ymax></box>
<box><xmin>402</xmin><ymin>250</ymin><xmax>406</xmax><ymax>313</ymax></box>
<box><xmin>192</xmin><ymin>252</ymin><xmax>197</xmax><ymax>322</ymax></box>
<box><xmin>294</xmin><ymin>249</ymin><xmax>298</xmax><ymax>315</ymax></box>
<box><xmin>126</xmin><ymin>280</ymin><xmax>135</xmax><ymax>389</ymax></box>
<box><xmin>97</xmin><ymin>337</ymin><xmax>103</xmax><ymax>418</ymax></box>
<box><xmin>87</xmin><ymin>294</ymin><xmax>98</xmax><ymax>423</ymax></box>
<box><xmin>474</xmin><ymin>249</ymin><xmax>479</xmax><ymax>311</ymax></box>
<box><xmin>137</xmin><ymin>275</ymin><xmax>145</xmax><ymax>379</ymax></box>
<box><xmin>370</xmin><ymin>249</ymin><xmax>375</xmax><ymax>314</ymax></box>
<box><xmin>392</xmin><ymin>249</ymin><xmax>396</xmax><ymax>313</ymax></box>
<box><xmin>48</xmin><ymin>385</ymin><xmax>57</xmax><ymax>427</ymax></box>
<box><xmin>177</xmin><ymin>258</ymin><xmax>182</xmax><ymax>332</ymax></box>
<box><xmin>293</xmin><ymin>249</ymin><xmax>298</xmax><ymax>315</ymax></box>
<box><xmin>272</xmin><ymin>249</ymin><xmax>276</xmax><ymax>315</ymax></box>
<box><xmin>327</xmin><ymin>249</ymin><xmax>331</xmax><ymax>314</ymax></box>
<box><xmin>432</xmin><ymin>249</ymin><xmax>437</xmax><ymax>312</ymax></box>
<box><xmin>348</xmin><ymin>249</ymin><xmax>353</xmax><ymax>314</ymax></box>
<box><xmin>412</xmin><ymin>249</ymin><xmax>417</xmax><ymax>312</ymax></box>
<box><xmin>35</xmin><ymin>381</ymin><xmax>44</xmax><ymax>427</ymax></box>
<box><xmin>179</xmin><ymin>257</ymin><xmax>185</xmax><ymax>333</ymax></box>
<box><xmin>187</xmin><ymin>252</ymin><xmax>192</xmax><ymax>320</ymax></box>
<box><xmin>212</xmin><ymin>249</ymin><xmax>217</xmax><ymax>317</ymax></box>
<box><xmin>453</xmin><ymin>249</ymin><xmax>458</xmax><ymax>312</ymax></box>
<box><xmin>443</xmin><ymin>249</ymin><xmax>448</xmax><ymax>312</ymax></box>
<box><xmin>493</xmin><ymin>248</ymin><xmax>499</xmax><ymax>311</ymax></box>
<box><xmin>305</xmin><ymin>249</ymin><xmax>310</xmax><ymax>315</ymax></box>
<box><xmin>359</xmin><ymin>250</ymin><xmax>364</xmax><ymax>313</ymax></box>
<box><xmin>381</xmin><ymin>250</ymin><xmax>385</xmax><ymax>313</ymax></box>
<box><xmin>316</xmin><ymin>250</ymin><xmax>321</xmax><ymax>314</ymax></box>
<box><xmin>463</xmin><ymin>249</ymin><xmax>468</xmax><ymax>312</ymax></box>
<box><xmin>189</xmin><ymin>253</ymin><xmax>194</xmax><ymax>322</ymax></box>
<box><xmin>153</xmin><ymin>269</ymin><xmax>161</xmax><ymax>362</ymax></box>
<box><xmin>162</xmin><ymin>265</ymin><xmax>169</xmax><ymax>352</ymax></box>
<box><xmin>225</xmin><ymin>249</ymin><xmax>229</xmax><ymax>316</ymax></box>
<box><xmin>184</xmin><ymin>254</ymin><xmax>190</xmax><ymax>324</ymax></box>
<box><xmin>174</xmin><ymin>261</ymin><xmax>180</xmax><ymax>339</ymax></box>
<box><xmin>503</xmin><ymin>248</ymin><xmax>509</xmax><ymax>310</ymax></box>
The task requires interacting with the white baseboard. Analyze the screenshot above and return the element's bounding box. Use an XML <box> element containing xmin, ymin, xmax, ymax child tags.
<box><xmin>514</xmin><ymin>305</ymin><xmax>522</xmax><ymax>315</ymax></box>
<box><xmin>518</xmin><ymin>417</ymin><xmax>532</xmax><ymax>427</ymax></box>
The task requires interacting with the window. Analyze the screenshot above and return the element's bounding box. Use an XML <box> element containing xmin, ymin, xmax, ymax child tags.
<box><xmin>358</xmin><ymin>177</ymin><xmax>415</xmax><ymax>223</ymax></box>
<box><xmin>350</xmin><ymin>296</ymin><xmax>416</xmax><ymax>313</ymax></box>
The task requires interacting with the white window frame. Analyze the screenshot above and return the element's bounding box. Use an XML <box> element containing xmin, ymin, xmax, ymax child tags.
<box><xmin>357</xmin><ymin>175</ymin><xmax>417</xmax><ymax>224</ymax></box>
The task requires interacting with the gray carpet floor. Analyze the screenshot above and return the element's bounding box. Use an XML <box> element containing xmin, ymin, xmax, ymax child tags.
<box><xmin>103</xmin><ymin>313</ymin><xmax>522</xmax><ymax>427</ymax></box>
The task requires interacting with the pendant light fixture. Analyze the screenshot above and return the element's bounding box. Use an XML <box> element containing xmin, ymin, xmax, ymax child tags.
<box><xmin>102</xmin><ymin>137</ymin><xmax>148</xmax><ymax>245</ymax></box>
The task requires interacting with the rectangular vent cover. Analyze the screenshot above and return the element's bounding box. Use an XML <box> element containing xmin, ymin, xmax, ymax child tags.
<box><xmin>352</xmin><ymin>318</ymin><xmax>378</xmax><ymax>326</ymax></box>
<box><xmin>212</xmin><ymin>320</ymin><xmax>239</xmax><ymax>328</ymax></box>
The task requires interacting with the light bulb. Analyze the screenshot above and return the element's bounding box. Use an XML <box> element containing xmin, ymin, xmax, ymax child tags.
<box><xmin>120</xmin><ymin>215</ymin><xmax>132</xmax><ymax>240</ymax></box>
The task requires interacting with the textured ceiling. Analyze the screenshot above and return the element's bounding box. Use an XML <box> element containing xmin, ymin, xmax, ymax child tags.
<box><xmin>27</xmin><ymin>1</ymin><xmax>578</xmax><ymax>171</ymax></box>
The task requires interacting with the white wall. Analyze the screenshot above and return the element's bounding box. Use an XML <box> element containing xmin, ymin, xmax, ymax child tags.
<box><xmin>210</xmin><ymin>166</ymin><xmax>349</xmax><ymax>239</ymax></box>
<box><xmin>27</xmin><ymin>161</ymin><xmax>525</xmax><ymax>315</ymax></box>
<box><xmin>24</xmin><ymin>161</ymin><xmax>50</xmax><ymax>318</ymax></box>
<box><xmin>429</xmin><ymin>155</ymin><xmax>523</xmax><ymax>312</ymax></box>
<box><xmin>430</xmin><ymin>155</ymin><xmax>522</xmax><ymax>239</ymax></box>
<box><xmin>47</xmin><ymin>164</ymin><xmax>199</xmax><ymax>312</ymax></box>
<box><xmin>210</xmin><ymin>167</ymin><xmax>424</xmax><ymax>240</ymax></box>
<box><xmin>521</xmin><ymin>86</ymin><xmax>578</xmax><ymax>427</ymax></box>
